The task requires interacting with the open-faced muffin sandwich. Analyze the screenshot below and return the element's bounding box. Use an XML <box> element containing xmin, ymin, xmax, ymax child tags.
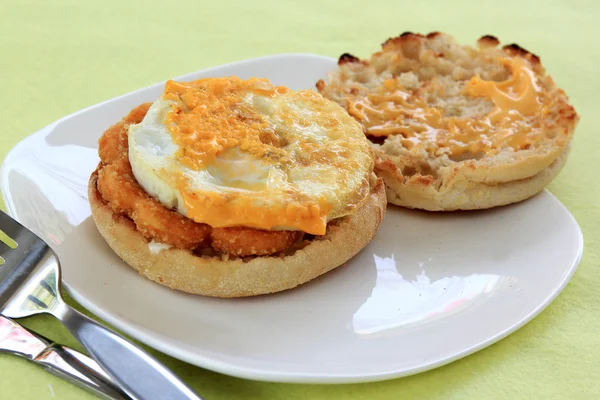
<box><xmin>89</xmin><ymin>77</ymin><xmax>386</xmax><ymax>297</ymax></box>
<box><xmin>317</xmin><ymin>32</ymin><xmax>579</xmax><ymax>211</ymax></box>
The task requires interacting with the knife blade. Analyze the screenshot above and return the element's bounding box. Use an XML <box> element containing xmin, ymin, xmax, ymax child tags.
<box><xmin>0</xmin><ymin>315</ymin><xmax>130</xmax><ymax>399</ymax></box>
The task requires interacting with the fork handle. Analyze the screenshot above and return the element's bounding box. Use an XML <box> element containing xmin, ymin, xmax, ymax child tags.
<box><xmin>54</xmin><ymin>303</ymin><xmax>202</xmax><ymax>400</ymax></box>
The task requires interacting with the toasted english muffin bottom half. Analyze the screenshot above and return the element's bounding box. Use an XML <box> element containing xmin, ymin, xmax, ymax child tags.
<box><xmin>317</xmin><ymin>32</ymin><xmax>579</xmax><ymax>211</ymax></box>
<box><xmin>89</xmin><ymin>78</ymin><xmax>387</xmax><ymax>297</ymax></box>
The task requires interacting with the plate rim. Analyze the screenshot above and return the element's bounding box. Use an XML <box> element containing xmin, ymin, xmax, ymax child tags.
<box><xmin>0</xmin><ymin>53</ymin><xmax>585</xmax><ymax>384</ymax></box>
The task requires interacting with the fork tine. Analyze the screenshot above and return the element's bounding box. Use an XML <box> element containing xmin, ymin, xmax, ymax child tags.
<box><xmin>0</xmin><ymin>240</ymin><xmax>11</xmax><ymax>257</ymax></box>
<box><xmin>0</xmin><ymin>211</ymin><xmax>25</xmax><ymax>241</ymax></box>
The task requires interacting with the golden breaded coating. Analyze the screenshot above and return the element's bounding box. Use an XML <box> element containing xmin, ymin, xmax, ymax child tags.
<box><xmin>132</xmin><ymin>198</ymin><xmax>210</xmax><ymax>250</ymax></box>
<box><xmin>211</xmin><ymin>227</ymin><xmax>303</xmax><ymax>257</ymax></box>
<box><xmin>95</xmin><ymin>104</ymin><xmax>302</xmax><ymax>255</ymax></box>
<box><xmin>97</xmin><ymin>160</ymin><xmax>145</xmax><ymax>213</ymax></box>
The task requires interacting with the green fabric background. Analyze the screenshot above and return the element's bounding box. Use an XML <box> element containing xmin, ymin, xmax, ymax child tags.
<box><xmin>1</xmin><ymin>0</ymin><xmax>598</xmax><ymax>398</ymax></box>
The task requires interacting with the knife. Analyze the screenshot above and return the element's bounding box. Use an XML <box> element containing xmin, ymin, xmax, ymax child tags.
<box><xmin>0</xmin><ymin>315</ymin><xmax>130</xmax><ymax>399</ymax></box>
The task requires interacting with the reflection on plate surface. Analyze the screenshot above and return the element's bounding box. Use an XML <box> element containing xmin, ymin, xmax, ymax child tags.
<box><xmin>0</xmin><ymin>54</ymin><xmax>583</xmax><ymax>383</ymax></box>
<box><xmin>353</xmin><ymin>254</ymin><xmax>505</xmax><ymax>335</ymax></box>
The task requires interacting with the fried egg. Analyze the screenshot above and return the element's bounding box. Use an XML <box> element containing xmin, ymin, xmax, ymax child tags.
<box><xmin>127</xmin><ymin>77</ymin><xmax>373</xmax><ymax>235</ymax></box>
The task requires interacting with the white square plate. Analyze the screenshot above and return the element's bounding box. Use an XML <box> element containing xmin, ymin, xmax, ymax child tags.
<box><xmin>0</xmin><ymin>54</ymin><xmax>583</xmax><ymax>383</ymax></box>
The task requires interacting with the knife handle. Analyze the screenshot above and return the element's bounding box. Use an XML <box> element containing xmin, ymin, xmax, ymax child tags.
<box><xmin>35</xmin><ymin>344</ymin><xmax>130</xmax><ymax>400</ymax></box>
<box><xmin>55</xmin><ymin>305</ymin><xmax>202</xmax><ymax>400</ymax></box>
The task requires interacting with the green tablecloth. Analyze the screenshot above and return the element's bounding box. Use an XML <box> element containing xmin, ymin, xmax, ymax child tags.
<box><xmin>1</xmin><ymin>0</ymin><xmax>598</xmax><ymax>398</ymax></box>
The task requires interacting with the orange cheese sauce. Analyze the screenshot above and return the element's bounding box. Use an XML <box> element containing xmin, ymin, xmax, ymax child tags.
<box><xmin>347</xmin><ymin>58</ymin><xmax>544</xmax><ymax>155</ymax></box>
<box><xmin>177</xmin><ymin>172</ymin><xmax>331</xmax><ymax>235</ymax></box>
<box><xmin>163</xmin><ymin>77</ymin><xmax>290</xmax><ymax>170</ymax></box>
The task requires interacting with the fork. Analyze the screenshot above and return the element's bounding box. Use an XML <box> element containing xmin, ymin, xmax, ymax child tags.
<box><xmin>0</xmin><ymin>211</ymin><xmax>203</xmax><ymax>400</ymax></box>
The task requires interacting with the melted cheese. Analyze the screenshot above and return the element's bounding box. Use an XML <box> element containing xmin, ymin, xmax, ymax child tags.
<box><xmin>163</xmin><ymin>78</ymin><xmax>290</xmax><ymax>170</ymax></box>
<box><xmin>128</xmin><ymin>78</ymin><xmax>373</xmax><ymax>235</ymax></box>
<box><xmin>347</xmin><ymin>57</ymin><xmax>544</xmax><ymax>155</ymax></box>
